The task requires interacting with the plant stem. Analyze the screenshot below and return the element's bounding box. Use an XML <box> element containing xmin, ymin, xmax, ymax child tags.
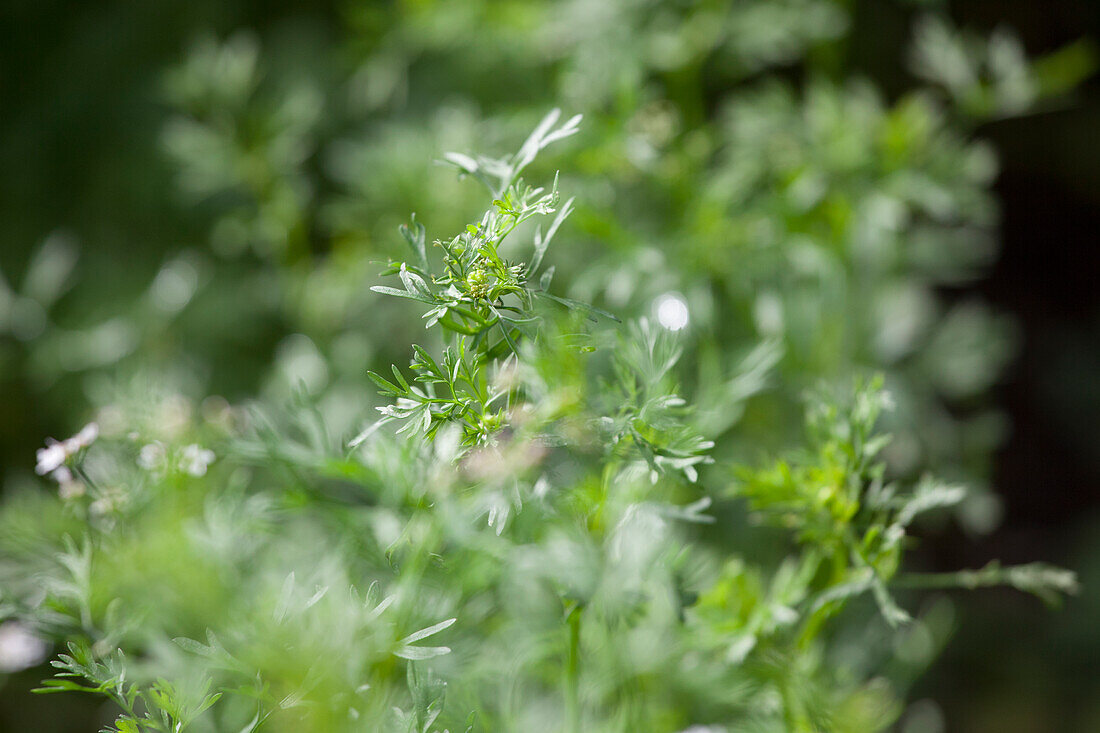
<box><xmin>564</xmin><ymin>604</ymin><xmax>582</xmax><ymax>733</ymax></box>
<box><xmin>891</xmin><ymin>560</ymin><xmax>1078</xmax><ymax>596</ymax></box>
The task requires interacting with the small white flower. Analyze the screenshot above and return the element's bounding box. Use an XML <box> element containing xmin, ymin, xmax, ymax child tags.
<box><xmin>67</xmin><ymin>422</ymin><xmax>99</xmax><ymax>451</ymax></box>
<box><xmin>35</xmin><ymin>440</ymin><xmax>67</xmax><ymax>475</ymax></box>
<box><xmin>88</xmin><ymin>486</ymin><xmax>126</xmax><ymax>517</ymax></box>
<box><xmin>137</xmin><ymin>442</ymin><xmax>166</xmax><ymax>471</ymax></box>
<box><xmin>35</xmin><ymin>422</ymin><xmax>99</xmax><ymax>475</ymax></box>
<box><xmin>181</xmin><ymin>444</ymin><xmax>215</xmax><ymax>477</ymax></box>
<box><xmin>0</xmin><ymin>621</ymin><xmax>48</xmax><ymax>673</ymax></box>
<box><xmin>51</xmin><ymin>467</ymin><xmax>86</xmax><ymax>500</ymax></box>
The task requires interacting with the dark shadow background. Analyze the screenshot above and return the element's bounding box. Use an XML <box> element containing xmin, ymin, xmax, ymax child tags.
<box><xmin>894</xmin><ymin>2</ymin><xmax>1100</xmax><ymax>730</ymax></box>
<box><xmin>1</xmin><ymin>0</ymin><xmax>1098</xmax><ymax>730</ymax></box>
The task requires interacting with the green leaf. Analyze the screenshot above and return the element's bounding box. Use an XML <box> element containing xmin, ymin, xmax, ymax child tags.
<box><xmin>399</xmin><ymin>617</ymin><xmax>456</xmax><ymax>645</ymax></box>
<box><xmin>895</xmin><ymin>477</ymin><xmax>967</xmax><ymax>526</ymax></box>
<box><xmin>529</xmin><ymin>196</ymin><xmax>574</xmax><ymax>276</ymax></box>
<box><xmin>391</xmin><ymin>364</ymin><xmax>411</xmax><ymax>392</ymax></box>
<box><xmin>442</xmin><ymin>151</ymin><xmax>478</xmax><ymax>175</ymax></box>
<box><xmin>539</xmin><ymin>265</ymin><xmax>555</xmax><ymax>291</ymax></box>
<box><xmin>538</xmin><ymin>292</ymin><xmax>620</xmax><ymax>322</ymax></box>
<box><xmin>172</xmin><ymin>637</ymin><xmax>215</xmax><ymax>657</ymax></box>
<box><xmin>400</xmin><ymin>215</ymin><xmax>428</xmax><ymax>271</ymax></box>
<box><xmin>412</xmin><ymin>345</ymin><xmax>443</xmax><ymax>379</ymax></box>
<box><xmin>32</xmin><ymin>679</ymin><xmax>96</xmax><ymax>694</ymax></box>
<box><xmin>371</xmin><ymin>285</ymin><xmax>435</xmax><ymax>304</ymax></box>
<box><xmin>394</xmin><ymin>645</ymin><xmax>451</xmax><ymax>661</ymax></box>
<box><xmin>399</xmin><ymin>264</ymin><xmax>432</xmax><ymax>298</ymax></box>
<box><xmin>367</xmin><ymin>370</ymin><xmax>404</xmax><ymax>396</ymax></box>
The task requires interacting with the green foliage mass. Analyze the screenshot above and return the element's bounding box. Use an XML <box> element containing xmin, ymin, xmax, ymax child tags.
<box><xmin>0</xmin><ymin>1</ymin><xmax>1091</xmax><ymax>731</ymax></box>
<box><xmin>0</xmin><ymin>114</ymin><xmax>1077</xmax><ymax>733</ymax></box>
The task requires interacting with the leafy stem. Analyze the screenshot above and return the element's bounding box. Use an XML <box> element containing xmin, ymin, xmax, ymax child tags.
<box><xmin>361</xmin><ymin>110</ymin><xmax>617</xmax><ymax>449</ymax></box>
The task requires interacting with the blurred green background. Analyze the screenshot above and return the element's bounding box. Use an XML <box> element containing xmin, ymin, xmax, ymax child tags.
<box><xmin>1</xmin><ymin>0</ymin><xmax>1098</xmax><ymax>730</ymax></box>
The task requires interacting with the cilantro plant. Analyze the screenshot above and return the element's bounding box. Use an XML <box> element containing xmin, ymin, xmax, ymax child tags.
<box><xmin>136</xmin><ymin>8</ymin><xmax>1093</xmax><ymax>538</ymax></box>
<box><xmin>0</xmin><ymin>115</ymin><xmax>1076</xmax><ymax>733</ymax></box>
<box><xmin>363</xmin><ymin>109</ymin><xmax>595</xmax><ymax>446</ymax></box>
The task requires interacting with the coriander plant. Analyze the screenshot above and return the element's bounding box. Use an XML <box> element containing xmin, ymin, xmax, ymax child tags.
<box><xmin>0</xmin><ymin>114</ymin><xmax>1076</xmax><ymax>733</ymax></box>
<box><xmin>143</xmin><ymin>7</ymin><xmax>1094</xmax><ymax>540</ymax></box>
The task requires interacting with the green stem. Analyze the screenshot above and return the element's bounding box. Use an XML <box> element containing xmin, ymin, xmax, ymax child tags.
<box><xmin>439</xmin><ymin>315</ymin><xmax>480</xmax><ymax>336</ymax></box>
<box><xmin>891</xmin><ymin>561</ymin><xmax>1078</xmax><ymax>596</ymax></box>
<box><xmin>564</xmin><ymin>604</ymin><xmax>582</xmax><ymax>733</ymax></box>
<box><xmin>449</xmin><ymin>304</ymin><xmax>489</xmax><ymax>326</ymax></box>
<box><xmin>70</xmin><ymin>461</ymin><xmax>102</xmax><ymax>495</ymax></box>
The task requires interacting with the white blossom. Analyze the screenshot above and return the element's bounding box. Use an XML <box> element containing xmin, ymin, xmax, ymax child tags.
<box><xmin>181</xmin><ymin>444</ymin><xmax>216</xmax><ymax>477</ymax></box>
<box><xmin>52</xmin><ymin>467</ymin><xmax>86</xmax><ymax>500</ymax></box>
<box><xmin>88</xmin><ymin>486</ymin><xmax>126</xmax><ymax>517</ymax></box>
<box><xmin>68</xmin><ymin>422</ymin><xmax>99</xmax><ymax>451</ymax></box>
<box><xmin>35</xmin><ymin>440</ymin><xmax>67</xmax><ymax>475</ymax></box>
<box><xmin>137</xmin><ymin>442</ymin><xmax>166</xmax><ymax>471</ymax></box>
<box><xmin>35</xmin><ymin>422</ymin><xmax>98</xmax><ymax>475</ymax></box>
